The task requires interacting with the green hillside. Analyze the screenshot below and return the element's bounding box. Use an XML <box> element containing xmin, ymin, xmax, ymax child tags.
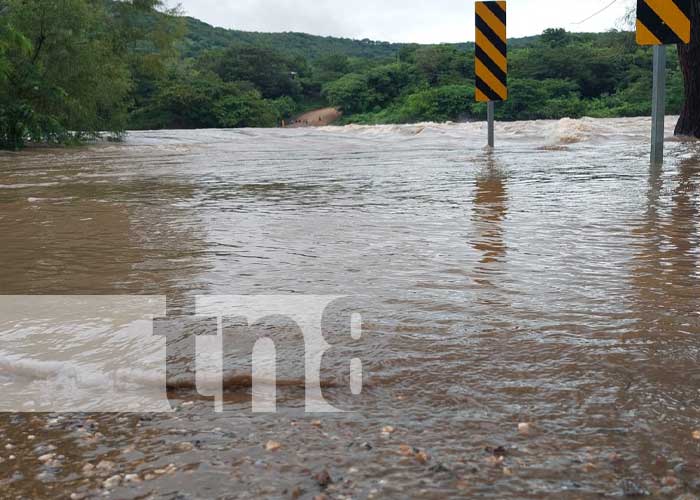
<box><xmin>180</xmin><ymin>17</ymin><xmax>406</xmax><ymax>60</ymax></box>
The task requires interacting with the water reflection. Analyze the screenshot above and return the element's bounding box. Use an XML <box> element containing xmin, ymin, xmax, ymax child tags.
<box><xmin>631</xmin><ymin>157</ymin><xmax>699</xmax><ymax>327</ymax></box>
<box><xmin>471</xmin><ymin>154</ymin><xmax>508</xmax><ymax>284</ymax></box>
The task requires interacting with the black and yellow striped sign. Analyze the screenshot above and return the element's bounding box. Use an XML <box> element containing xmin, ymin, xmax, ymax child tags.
<box><xmin>475</xmin><ymin>1</ymin><xmax>507</xmax><ymax>102</ymax></box>
<box><xmin>636</xmin><ymin>0</ymin><xmax>691</xmax><ymax>45</ymax></box>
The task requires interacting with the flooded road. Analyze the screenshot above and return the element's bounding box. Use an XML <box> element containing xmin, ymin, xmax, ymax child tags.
<box><xmin>1</xmin><ymin>118</ymin><xmax>699</xmax><ymax>498</ymax></box>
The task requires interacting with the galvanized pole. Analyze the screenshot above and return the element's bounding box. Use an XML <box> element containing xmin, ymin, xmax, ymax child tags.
<box><xmin>651</xmin><ymin>45</ymin><xmax>667</xmax><ymax>165</ymax></box>
<box><xmin>487</xmin><ymin>101</ymin><xmax>495</xmax><ymax>148</ymax></box>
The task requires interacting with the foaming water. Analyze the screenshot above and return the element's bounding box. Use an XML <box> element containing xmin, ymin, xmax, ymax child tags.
<box><xmin>1</xmin><ymin>117</ymin><xmax>699</xmax><ymax>498</ymax></box>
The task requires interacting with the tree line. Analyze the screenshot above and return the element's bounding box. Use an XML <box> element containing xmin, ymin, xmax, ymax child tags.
<box><xmin>0</xmin><ymin>1</ymin><xmax>696</xmax><ymax>150</ymax></box>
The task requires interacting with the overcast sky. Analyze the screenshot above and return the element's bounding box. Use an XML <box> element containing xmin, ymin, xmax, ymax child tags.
<box><xmin>168</xmin><ymin>0</ymin><xmax>633</xmax><ymax>44</ymax></box>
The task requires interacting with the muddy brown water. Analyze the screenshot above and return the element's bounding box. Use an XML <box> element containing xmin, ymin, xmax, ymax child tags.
<box><xmin>0</xmin><ymin>118</ymin><xmax>699</xmax><ymax>499</ymax></box>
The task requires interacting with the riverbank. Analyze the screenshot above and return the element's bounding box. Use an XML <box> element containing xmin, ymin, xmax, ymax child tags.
<box><xmin>287</xmin><ymin>107</ymin><xmax>342</xmax><ymax>127</ymax></box>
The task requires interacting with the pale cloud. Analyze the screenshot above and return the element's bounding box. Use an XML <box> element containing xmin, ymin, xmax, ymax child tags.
<box><xmin>169</xmin><ymin>0</ymin><xmax>633</xmax><ymax>44</ymax></box>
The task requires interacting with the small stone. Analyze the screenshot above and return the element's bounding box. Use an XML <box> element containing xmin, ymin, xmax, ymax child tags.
<box><xmin>82</xmin><ymin>463</ymin><xmax>95</xmax><ymax>472</ymax></box>
<box><xmin>70</xmin><ymin>493</ymin><xmax>87</xmax><ymax>500</ymax></box>
<box><xmin>5</xmin><ymin>443</ymin><xmax>15</xmax><ymax>450</ymax></box>
<box><xmin>456</xmin><ymin>480</ymin><xmax>470</xmax><ymax>490</ymax></box>
<box><xmin>265</xmin><ymin>440</ymin><xmax>281</xmax><ymax>452</ymax></box>
<box><xmin>313</xmin><ymin>495</ymin><xmax>329</xmax><ymax>500</ymax></box>
<box><xmin>290</xmin><ymin>486</ymin><xmax>303</xmax><ymax>499</ymax></box>
<box><xmin>518</xmin><ymin>423</ymin><xmax>531</xmax><ymax>435</ymax></box>
<box><xmin>314</xmin><ymin>469</ymin><xmax>333</xmax><ymax>488</ymax></box>
<box><xmin>8</xmin><ymin>455</ymin><xmax>15</xmax><ymax>460</ymax></box>
<box><xmin>398</xmin><ymin>444</ymin><xmax>413</xmax><ymax>456</ymax></box>
<box><xmin>96</xmin><ymin>460</ymin><xmax>115</xmax><ymax>473</ymax></box>
<box><xmin>27</xmin><ymin>435</ymin><xmax>36</xmax><ymax>441</ymax></box>
<box><xmin>38</xmin><ymin>453</ymin><xmax>56</xmax><ymax>462</ymax></box>
<box><xmin>429</xmin><ymin>462</ymin><xmax>450</xmax><ymax>473</ymax></box>
<box><xmin>154</xmin><ymin>464</ymin><xmax>177</xmax><ymax>475</ymax></box>
<box><xmin>693</xmin><ymin>430</ymin><xmax>700</xmax><ymax>440</ymax></box>
<box><xmin>621</xmin><ymin>479</ymin><xmax>648</xmax><ymax>497</ymax></box>
<box><xmin>103</xmin><ymin>474</ymin><xmax>122</xmax><ymax>489</ymax></box>
<box><xmin>360</xmin><ymin>442</ymin><xmax>372</xmax><ymax>451</ymax></box>
<box><xmin>311</xmin><ymin>420</ymin><xmax>322</xmax><ymax>427</ymax></box>
<box><xmin>415</xmin><ymin>450</ymin><xmax>430</xmax><ymax>464</ymax></box>
<box><xmin>124</xmin><ymin>474</ymin><xmax>141</xmax><ymax>483</ymax></box>
<box><xmin>381</xmin><ymin>426</ymin><xmax>395</xmax><ymax>435</ymax></box>
<box><xmin>503</xmin><ymin>467</ymin><xmax>513</xmax><ymax>476</ymax></box>
<box><xmin>176</xmin><ymin>442</ymin><xmax>194</xmax><ymax>452</ymax></box>
<box><xmin>486</xmin><ymin>455</ymin><xmax>505</xmax><ymax>466</ymax></box>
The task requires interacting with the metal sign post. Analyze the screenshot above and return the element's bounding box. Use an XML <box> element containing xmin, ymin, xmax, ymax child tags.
<box><xmin>475</xmin><ymin>1</ymin><xmax>507</xmax><ymax>148</ymax></box>
<box><xmin>651</xmin><ymin>45</ymin><xmax>666</xmax><ymax>165</ymax></box>
<box><xmin>636</xmin><ymin>0</ymin><xmax>691</xmax><ymax>165</ymax></box>
<box><xmin>487</xmin><ymin>101</ymin><xmax>495</xmax><ymax>147</ymax></box>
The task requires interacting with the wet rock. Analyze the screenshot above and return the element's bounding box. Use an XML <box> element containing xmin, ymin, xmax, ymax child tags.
<box><xmin>96</xmin><ymin>460</ymin><xmax>116</xmax><ymax>475</ymax></box>
<box><xmin>518</xmin><ymin>423</ymin><xmax>531</xmax><ymax>435</ymax></box>
<box><xmin>314</xmin><ymin>469</ymin><xmax>333</xmax><ymax>488</ymax></box>
<box><xmin>265</xmin><ymin>440</ymin><xmax>281</xmax><ymax>452</ymax></box>
<box><xmin>103</xmin><ymin>474</ymin><xmax>122</xmax><ymax>489</ymax></box>
<box><xmin>621</xmin><ymin>479</ymin><xmax>649</xmax><ymax>497</ymax></box>
<box><xmin>415</xmin><ymin>450</ymin><xmax>430</xmax><ymax>464</ymax></box>
<box><xmin>176</xmin><ymin>442</ymin><xmax>194</xmax><ymax>452</ymax></box>
<box><xmin>124</xmin><ymin>473</ymin><xmax>142</xmax><ymax>483</ymax></box>
<box><xmin>429</xmin><ymin>462</ymin><xmax>450</xmax><ymax>474</ymax></box>
<box><xmin>154</xmin><ymin>464</ymin><xmax>177</xmax><ymax>475</ymax></box>
<box><xmin>398</xmin><ymin>444</ymin><xmax>414</xmax><ymax>456</ymax></box>
<box><xmin>493</xmin><ymin>446</ymin><xmax>507</xmax><ymax>457</ymax></box>
<box><xmin>485</xmin><ymin>455</ymin><xmax>505</xmax><ymax>467</ymax></box>
<box><xmin>34</xmin><ymin>444</ymin><xmax>56</xmax><ymax>455</ymax></box>
<box><xmin>381</xmin><ymin>426</ymin><xmax>395</xmax><ymax>434</ymax></box>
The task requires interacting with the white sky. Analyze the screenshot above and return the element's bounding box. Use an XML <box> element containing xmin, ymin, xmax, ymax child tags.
<box><xmin>169</xmin><ymin>0</ymin><xmax>633</xmax><ymax>44</ymax></box>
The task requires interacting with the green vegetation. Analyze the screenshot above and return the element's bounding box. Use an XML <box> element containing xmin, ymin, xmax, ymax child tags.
<box><xmin>0</xmin><ymin>5</ymin><xmax>688</xmax><ymax>149</ymax></box>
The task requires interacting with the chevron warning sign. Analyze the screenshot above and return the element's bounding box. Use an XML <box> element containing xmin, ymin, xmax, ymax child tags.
<box><xmin>636</xmin><ymin>0</ymin><xmax>692</xmax><ymax>45</ymax></box>
<box><xmin>475</xmin><ymin>1</ymin><xmax>507</xmax><ymax>102</ymax></box>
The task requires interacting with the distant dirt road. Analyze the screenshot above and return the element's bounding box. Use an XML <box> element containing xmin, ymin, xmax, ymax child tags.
<box><xmin>287</xmin><ymin>107</ymin><xmax>342</xmax><ymax>127</ymax></box>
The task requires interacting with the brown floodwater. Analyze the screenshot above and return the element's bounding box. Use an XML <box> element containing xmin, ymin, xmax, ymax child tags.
<box><xmin>1</xmin><ymin>118</ymin><xmax>699</xmax><ymax>499</ymax></box>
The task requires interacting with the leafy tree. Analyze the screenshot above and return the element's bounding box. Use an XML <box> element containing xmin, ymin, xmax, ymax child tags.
<box><xmin>205</xmin><ymin>45</ymin><xmax>303</xmax><ymax>99</ymax></box>
<box><xmin>0</xmin><ymin>0</ymin><xmax>179</xmax><ymax>149</ymax></box>
<box><xmin>322</xmin><ymin>73</ymin><xmax>375</xmax><ymax>114</ymax></box>
<box><xmin>414</xmin><ymin>45</ymin><xmax>468</xmax><ymax>85</ymax></box>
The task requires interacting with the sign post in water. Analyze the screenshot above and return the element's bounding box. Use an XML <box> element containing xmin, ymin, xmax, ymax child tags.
<box><xmin>636</xmin><ymin>0</ymin><xmax>692</xmax><ymax>165</ymax></box>
<box><xmin>475</xmin><ymin>1</ymin><xmax>507</xmax><ymax>148</ymax></box>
